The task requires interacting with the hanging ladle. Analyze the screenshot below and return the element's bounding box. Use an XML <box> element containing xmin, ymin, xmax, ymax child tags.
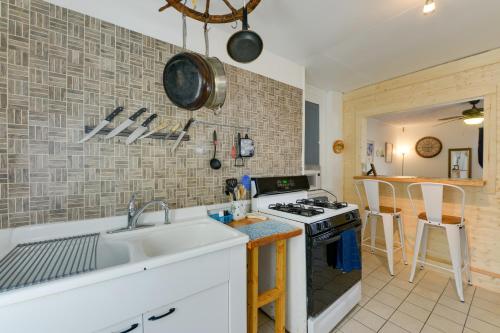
<box><xmin>210</xmin><ymin>130</ymin><xmax>222</xmax><ymax>170</ymax></box>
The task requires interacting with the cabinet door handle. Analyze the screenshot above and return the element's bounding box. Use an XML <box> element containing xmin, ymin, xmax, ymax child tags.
<box><xmin>148</xmin><ymin>308</ymin><xmax>176</xmax><ymax>321</ymax></box>
<box><xmin>117</xmin><ymin>323</ymin><xmax>139</xmax><ymax>333</ymax></box>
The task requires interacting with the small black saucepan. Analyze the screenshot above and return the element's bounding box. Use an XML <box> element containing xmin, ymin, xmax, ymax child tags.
<box><xmin>227</xmin><ymin>6</ymin><xmax>263</xmax><ymax>63</ymax></box>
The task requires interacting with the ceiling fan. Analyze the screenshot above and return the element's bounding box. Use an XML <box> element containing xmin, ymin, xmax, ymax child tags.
<box><xmin>436</xmin><ymin>100</ymin><xmax>484</xmax><ymax>126</ymax></box>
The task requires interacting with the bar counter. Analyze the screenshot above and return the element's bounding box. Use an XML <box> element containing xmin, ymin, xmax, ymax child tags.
<box><xmin>353</xmin><ymin>175</ymin><xmax>485</xmax><ymax>187</ymax></box>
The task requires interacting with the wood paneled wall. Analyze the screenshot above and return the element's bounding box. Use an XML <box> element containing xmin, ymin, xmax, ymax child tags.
<box><xmin>343</xmin><ymin>49</ymin><xmax>500</xmax><ymax>292</ymax></box>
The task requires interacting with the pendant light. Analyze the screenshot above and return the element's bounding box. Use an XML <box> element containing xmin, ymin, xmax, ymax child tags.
<box><xmin>423</xmin><ymin>0</ymin><xmax>436</xmax><ymax>14</ymax></box>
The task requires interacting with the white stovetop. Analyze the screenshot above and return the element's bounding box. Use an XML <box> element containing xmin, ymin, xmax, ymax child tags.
<box><xmin>257</xmin><ymin>204</ymin><xmax>358</xmax><ymax>224</ymax></box>
<box><xmin>251</xmin><ymin>189</ymin><xmax>358</xmax><ymax>224</ymax></box>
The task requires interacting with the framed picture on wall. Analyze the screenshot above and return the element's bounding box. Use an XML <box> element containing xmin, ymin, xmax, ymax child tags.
<box><xmin>367</xmin><ymin>140</ymin><xmax>375</xmax><ymax>164</ymax></box>
<box><xmin>448</xmin><ymin>148</ymin><xmax>472</xmax><ymax>178</ymax></box>
<box><xmin>385</xmin><ymin>142</ymin><xmax>393</xmax><ymax>163</ymax></box>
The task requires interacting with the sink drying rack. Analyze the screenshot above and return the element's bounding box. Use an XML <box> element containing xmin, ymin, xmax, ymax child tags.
<box><xmin>0</xmin><ymin>233</ymin><xmax>100</xmax><ymax>293</ymax></box>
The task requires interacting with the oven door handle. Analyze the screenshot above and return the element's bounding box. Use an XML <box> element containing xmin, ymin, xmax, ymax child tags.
<box><xmin>312</xmin><ymin>224</ymin><xmax>362</xmax><ymax>246</ymax></box>
<box><xmin>313</xmin><ymin>236</ymin><xmax>340</xmax><ymax>246</ymax></box>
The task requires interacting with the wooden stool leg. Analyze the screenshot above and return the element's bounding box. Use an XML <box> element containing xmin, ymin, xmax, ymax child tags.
<box><xmin>247</xmin><ymin>247</ymin><xmax>259</xmax><ymax>333</ymax></box>
<box><xmin>275</xmin><ymin>240</ymin><xmax>286</xmax><ymax>333</ymax></box>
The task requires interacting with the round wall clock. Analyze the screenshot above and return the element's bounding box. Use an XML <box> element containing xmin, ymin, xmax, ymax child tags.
<box><xmin>415</xmin><ymin>136</ymin><xmax>442</xmax><ymax>158</ymax></box>
<box><xmin>332</xmin><ymin>140</ymin><xmax>344</xmax><ymax>154</ymax></box>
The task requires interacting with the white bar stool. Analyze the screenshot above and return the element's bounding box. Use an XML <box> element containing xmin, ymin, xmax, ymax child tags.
<box><xmin>407</xmin><ymin>182</ymin><xmax>472</xmax><ymax>302</ymax></box>
<box><xmin>355</xmin><ymin>179</ymin><xmax>408</xmax><ymax>276</ymax></box>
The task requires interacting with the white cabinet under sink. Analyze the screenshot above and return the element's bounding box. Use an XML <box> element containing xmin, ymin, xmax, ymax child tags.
<box><xmin>0</xmin><ymin>244</ymin><xmax>247</xmax><ymax>333</ymax></box>
<box><xmin>95</xmin><ymin>315</ymin><xmax>144</xmax><ymax>333</ymax></box>
<box><xmin>143</xmin><ymin>283</ymin><xmax>229</xmax><ymax>333</ymax></box>
<box><xmin>95</xmin><ymin>283</ymin><xmax>228</xmax><ymax>333</ymax></box>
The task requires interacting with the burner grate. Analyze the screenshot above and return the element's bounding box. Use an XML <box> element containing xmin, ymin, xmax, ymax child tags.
<box><xmin>268</xmin><ymin>203</ymin><xmax>325</xmax><ymax>217</ymax></box>
<box><xmin>296</xmin><ymin>197</ymin><xmax>348</xmax><ymax>210</ymax></box>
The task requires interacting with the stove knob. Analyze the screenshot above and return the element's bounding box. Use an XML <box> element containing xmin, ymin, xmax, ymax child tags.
<box><xmin>316</xmin><ymin>224</ymin><xmax>323</xmax><ymax>232</ymax></box>
<box><xmin>323</xmin><ymin>221</ymin><xmax>329</xmax><ymax>229</ymax></box>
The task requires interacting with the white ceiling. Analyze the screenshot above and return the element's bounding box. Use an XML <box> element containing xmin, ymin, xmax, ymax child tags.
<box><xmin>206</xmin><ymin>0</ymin><xmax>500</xmax><ymax>92</ymax></box>
<box><xmin>370</xmin><ymin>100</ymin><xmax>484</xmax><ymax>127</ymax></box>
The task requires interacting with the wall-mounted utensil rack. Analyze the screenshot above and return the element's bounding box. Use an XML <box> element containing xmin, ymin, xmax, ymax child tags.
<box><xmin>84</xmin><ymin>126</ymin><xmax>190</xmax><ymax>141</ymax></box>
<box><xmin>194</xmin><ymin>120</ymin><xmax>250</xmax><ymax>132</ymax></box>
<box><xmin>0</xmin><ymin>233</ymin><xmax>99</xmax><ymax>293</ymax></box>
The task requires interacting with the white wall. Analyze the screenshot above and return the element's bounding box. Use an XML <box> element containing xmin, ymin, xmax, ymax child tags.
<box><xmin>305</xmin><ymin>85</ymin><xmax>343</xmax><ymax>199</ymax></box>
<box><xmin>366</xmin><ymin>119</ymin><xmax>399</xmax><ymax>176</ymax></box>
<box><xmin>45</xmin><ymin>0</ymin><xmax>305</xmax><ymax>89</ymax></box>
<box><xmin>397</xmin><ymin>123</ymin><xmax>483</xmax><ymax>179</ymax></box>
<box><xmin>367</xmin><ymin>118</ymin><xmax>483</xmax><ymax>178</ymax></box>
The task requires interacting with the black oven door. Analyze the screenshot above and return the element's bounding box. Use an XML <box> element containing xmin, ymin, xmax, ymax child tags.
<box><xmin>306</xmin><ymin>222</ymin><xmax>362</xmax><ymax>318</ymax></box>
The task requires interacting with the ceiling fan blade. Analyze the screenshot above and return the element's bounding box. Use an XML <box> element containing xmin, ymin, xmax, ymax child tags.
<box><xmin>433</xmin><ymin>118</ymin><xmax>463</xmax><ymax>127</ymax></box>
<box><xmin>438</xmin><ymin>116</ymin><xmax>464</xmax><ymax>121</ymax></box>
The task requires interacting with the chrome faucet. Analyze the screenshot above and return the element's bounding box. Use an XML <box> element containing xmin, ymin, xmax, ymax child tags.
<box><xmin>107</xmin><ymin>193</ymin><xmax>170</xmax><ymax>234</ymax></box>
<box><xmin>128</xmin><ymin>193</ymin><xmax>170</xmax><ymax>228</ymax></box>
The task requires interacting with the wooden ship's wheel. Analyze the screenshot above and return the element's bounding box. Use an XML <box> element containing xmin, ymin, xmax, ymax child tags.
<box><xmin>159</xmin><ymin>0</ymin><xmax>262</xmax><ymax>24</ymax></box>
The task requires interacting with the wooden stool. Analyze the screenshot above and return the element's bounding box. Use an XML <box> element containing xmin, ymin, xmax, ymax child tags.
<box><xmin>229</xmin><ymin>218</ymin><xmax>302</xmax><ymax>333</ymax></box>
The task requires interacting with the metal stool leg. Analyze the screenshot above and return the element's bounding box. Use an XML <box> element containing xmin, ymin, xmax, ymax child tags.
<box><xmin>362</xmin><ymin>211</ymin><xmax>370</xmax><ymax>241</ymax></box>
<box><xmin>419</xmin><ymin>225</ymin><xmax>429</xmax><ymax>269</ymax></box>
<box><xmin>370</xmin><ymin>216</ymin><xmax>377</xmax><ymax>253</ymax></box>
<box><xmin>446</xmin><ymin>225</ymin><xmax>465</xmax><ymax>302</ymax></box>
<box><xmin>409</xmin><ymin>220</ymin><xmax>425</xmax><ymax>283</ymax></box>
<box><xmin>461</xmin><ymin>227</ymin><xmax>472</xmax><ymax>286</ymax></box>
<box><xmin>397</xmin><ymin>214</ymin><xmax>408</xmax><ymax>265</ymax></box>
<box><xmin>382</xmin><ymin>214</ymin><xmax>394</xmax><ymax>275</ymax></box>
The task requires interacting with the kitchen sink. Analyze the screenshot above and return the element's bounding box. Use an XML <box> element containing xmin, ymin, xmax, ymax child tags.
<box><xmin>0</xmin><ymin>220</ymin><xmax>246</xmax><ymax>294</ymax></box>
<box><xmin>140</xmin><ymin>222</ymin><xmax>241</xmax><ymax>257</ymax></box>
<box><xmin>96</xmin><ymin>240</ymin><xmax>131</xmax><ymax>269</ymax></box>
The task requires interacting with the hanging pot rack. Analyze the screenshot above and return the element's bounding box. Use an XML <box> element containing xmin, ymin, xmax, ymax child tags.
<box><xmin>159</xmin><ymin>0</ymin><xmax>262</xmax><ymax>24</ymax></box>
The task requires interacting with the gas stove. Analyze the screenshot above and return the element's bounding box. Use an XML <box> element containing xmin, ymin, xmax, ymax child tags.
<box><xmin>251</xmin><ymin>176</ymin><xmax>361</xmax><ymax>333</ymax></box>
<box><xmin>268</xmin><ymin>203</ymin><xmax>325</xmax><ymax>217</ymax></box>
<box><xmin>296</xmin><ymin>196</ymin><xmax>348</xmax><ymax>210</ymax></box>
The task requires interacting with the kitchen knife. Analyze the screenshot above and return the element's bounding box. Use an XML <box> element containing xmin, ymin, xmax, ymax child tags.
<box><xmin>164</xmin><ymin>122</ymin><xmax>181</xmax><ymax>141</ymax></box>
<box><xmin>139</xmin><ymin>119</ymin><xmax>169</xmax><ymax>139</ymax></box>
<box><xmin>171</xmin><ymin>118</ymin><xmax>195</xmax><ymax>153</ymax></box>
<box><xmin>105</xmin><ymin>107</ymin><xmax>147</xmax><ymax>139</ymax></box>
<box><xmin>79</xmin><ymin>106</ymin><xmax>124</xmax><ymax>143</ymax></box>
<box><xmin>126</xmin><ymin>114</ymin><xmax>158</xmax><ymax>145</ymax></box>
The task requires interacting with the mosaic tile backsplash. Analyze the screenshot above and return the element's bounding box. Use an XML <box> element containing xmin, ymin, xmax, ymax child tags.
<box><xmin>0</xmin><ymin>0</ymin><xmax>303</xmax><ymax>228</ymax></box>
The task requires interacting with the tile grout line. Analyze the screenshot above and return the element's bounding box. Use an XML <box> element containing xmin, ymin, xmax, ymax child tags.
<box><xmin>5</xmin><ymin>0</ymin><xmax>9</xmax><ymax>228</ymax></box>
<box><xmin>373</xmin><ymin>265</ymin><xmax>428</xmax><ymax>333</ymax></box>
<box><xmin>347</xmin><ymin>255</ymin><xmax>409</xmax><ymax>332</ymax></box>
<box><xmin>336</xmin><ymin>259</ymin><xmax>388</xmax><ymax>332</ymax></box>
<box><xmin>417</xmin><ymin>278</ymin><xmax>451</xmax><ymax>333</ymax></box>
<box><xmin>64</xmin><ymin>4</ymin><xmax>69</xmax><ymax>222</ymax></box>
<box><xmin>462</xmin><ymin>287</ymin><xmax>476</xmax><ymax>333</ymax></box>
<box><xmin>27</xmin><ymin>0</ymin><xmax>31</xmax><ymax>226</ymax></box>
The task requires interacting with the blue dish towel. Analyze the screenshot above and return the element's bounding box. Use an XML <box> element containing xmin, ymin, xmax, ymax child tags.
<box><xmin>335</xmin><ymin>229</ymin><xmax>361</xmax><ymax>272</ymax></box>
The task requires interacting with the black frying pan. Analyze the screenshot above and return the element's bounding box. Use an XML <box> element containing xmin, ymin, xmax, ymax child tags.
<box><xmin>227</xmin><ymin>7</ymin><xmax>263</xmax><ymax>63</ymax></box>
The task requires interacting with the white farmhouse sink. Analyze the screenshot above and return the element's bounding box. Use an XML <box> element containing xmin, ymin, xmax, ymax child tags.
<box><xmin>0</xmin><ymin>210</ymin><xmax>248</xmax><ymax>314</ymax></box>
<box><xmin>100</xmin><ymin>220</ymin><xmax>245</xmax><ymax>264</ymax></box>
<box><xmin>96</xmin><ymin>240</ymin><xmax>131</xmax><ymax>269</ymax></box>
<box><xmin>140</xmin><ymin>222</ymin><xmax>241</xmax><ymax>257</ymax></box>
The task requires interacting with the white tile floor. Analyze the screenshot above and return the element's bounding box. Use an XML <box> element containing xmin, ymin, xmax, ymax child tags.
<box><xmin>257</xmin><ymin>251</ymin><xmax>500</xmax><ymax>333</ymax></box>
